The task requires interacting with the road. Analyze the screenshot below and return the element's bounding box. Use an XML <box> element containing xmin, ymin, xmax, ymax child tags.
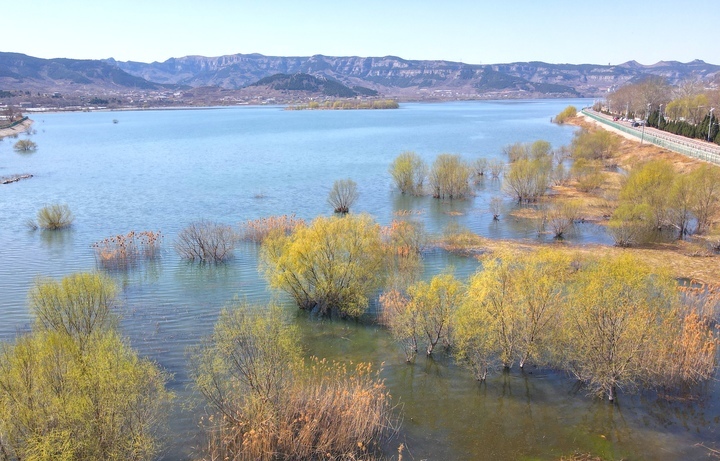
<box><xmin>581</xmin><ymin>109</ymin><xmax>720</xmax><ymax>165</ymax></box>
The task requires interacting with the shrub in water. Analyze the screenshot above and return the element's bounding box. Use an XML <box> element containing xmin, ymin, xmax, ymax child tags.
<box><xmin>93</xmin><ymin>230</ymin><xmax>162</xmax><ymax>269</ymax></box>
<box><xmin>175</xmin><ymin>220</ymin><xmax>235</xmax><ymax>262</ymax></box>
<box><xmin>36</xmin><ymin>204</ymin><xmax>74</xmax><ymax>230</ymax></box>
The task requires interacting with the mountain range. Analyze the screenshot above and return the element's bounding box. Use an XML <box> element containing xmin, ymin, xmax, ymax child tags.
<box><xmin>1</xmin><ymin>52</ymin><xmax>718</xmax><ymax>106</ymax></box>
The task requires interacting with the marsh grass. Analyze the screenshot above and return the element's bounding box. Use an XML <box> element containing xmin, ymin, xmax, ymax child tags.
<box><xmin>438</xmin><ymin>222</ymin><xmax>486</xmax><ymax>255</ymax></box>
<box><xmin>197</xmin><ymin>348</ymin><xmax>396</xmax><ymax>460</ymax></box>
<box><xmin>36</xmin><ymin>204</ymin><xmax>74</xmax><ymax>230</ymax></box>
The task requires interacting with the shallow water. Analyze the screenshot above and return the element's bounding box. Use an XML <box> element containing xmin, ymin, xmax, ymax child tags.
<box><xmin>1</xmin><ymin>100</ymin><xmax>717</xmax><ymax>460</ymax></box>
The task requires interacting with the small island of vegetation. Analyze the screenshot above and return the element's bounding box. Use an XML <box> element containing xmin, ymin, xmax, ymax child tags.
<box><xmin>286</xmin><ymin>99</ymin><xmax>399</xmax><ymax>110</ymax></box>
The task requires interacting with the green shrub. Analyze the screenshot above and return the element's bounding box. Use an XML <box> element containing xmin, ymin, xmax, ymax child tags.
<box><xmin>0</xmin><ymin>273</ymin><xmax>172</xmax><ymax>460</ymax></box>
<box><xmin>554</xmin><ymin>105</ymin><xmax>577</xmax><ymax>124</ymax></box>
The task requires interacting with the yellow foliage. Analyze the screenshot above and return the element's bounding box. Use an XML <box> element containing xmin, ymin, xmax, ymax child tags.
<box><xmin>261</xmin><ymin>213</ymin><xmax>385</xmax><ymax>317</ymax></box>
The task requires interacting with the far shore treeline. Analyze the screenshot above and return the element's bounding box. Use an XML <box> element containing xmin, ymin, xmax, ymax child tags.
<box><xmin>286</xmin><ymin>99</ymin><xmax>399</xmax><ymax>110</ymax></box>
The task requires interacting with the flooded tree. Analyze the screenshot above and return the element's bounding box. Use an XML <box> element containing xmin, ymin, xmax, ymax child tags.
<box><xmin>410</xmin><ymin>273</ymin><xmax>463</xmax><ymax>356</ymax></box>
<box><xmin>29</xmin><ymin>272</ymin><xmax>118</xmax><ymax>346</ymax></box>
<box><xmin>35</xmin><ymin>203</ymin><xmax>74</xmax><ymax>230</ymax></box>
<box><xmin>457</xmin><ymin>250</ymin><xmax>570</xmax><ymax>374</ymax></box>
<box><xmin>13</xmin><ymin>139</ymin><xmax>37</xmax><ymax>151</ymax></box>
<box><xmin>327</xmin><ymin>178</ymin><xmax>358</xmax><ymax>213</ymax></box>
<box><xmin>562</xmin><ymin>254</ymin><xmax>677</xmax><ymax>401</ymax></box>
<box><xmin>553</xmin><ymin>105</ymin><xmax>577</xmax><ymax>124</ymax></box>
<box><xmin>190</xmin><ymin>301</ymin><xmax>396</xmax><ymax>461</ymax></box>
<box><xmin>607</xmin><ymin>203</ymin><xmax>655</xmax><ymax>247</ymax></box>
<box><xmin>390</xmin><ymin>151</ymin><xmax>427</xmax><ymax>195</ymax></box>
<box><xmin>0</xmin><ymin>273</ymin><xmax>171</xmax><ymax>460</ymax></box>
<box><xmin>618</xmin><ymin>159</ymin><xmax>676</xmax><ymax>230</ymax></box>
<box><xmin>688</xmin><ymin>165</ymin><xmax>720</xmax><ymax>234</ymax></box>
<box><xmin>380</xmin><ymin>273</ymin><xmax>463</xmax><ymax>359</ymax></box>
<box><xmin>489</xmin><ymin>196</ymin><xmax>503</xmax><ymax>220</ymax></box>
<box><xmin>503</xmin><ymin>156</ymin><xmax>552</xmax><ymax>203</ymax></box>
<box><xmin>262</xmin><ymin>213</ymin><xmax>385</xmax><ymax>318</ymax></box>
<box><xmin>543</xmin><ymin>200</ymin><xmax>581</xmax><ymax>239</ymax></box>
<box><xmin>174</xmin><ymin>220</ymin><xmax>236</xmax><ymax>262</ymax></box>
<box><xmin>428</xmin><ymin>154</ymin><xmax>471</xmax><ymax>199</ymax></box>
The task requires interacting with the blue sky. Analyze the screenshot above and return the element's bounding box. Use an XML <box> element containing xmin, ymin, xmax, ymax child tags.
<box><xmin>11</xmin><ymin>0</ymin><xmax>718</xmax><ymax>65</ymax></box>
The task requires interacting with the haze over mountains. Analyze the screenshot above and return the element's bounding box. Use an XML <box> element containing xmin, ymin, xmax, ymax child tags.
<box><xmin>1</xmin><ymin>51</ymin><xmax>718</xmax><ymax>107</ymax></box>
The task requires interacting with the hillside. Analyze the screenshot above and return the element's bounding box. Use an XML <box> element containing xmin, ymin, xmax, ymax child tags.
<box><xmin>0</xmin><ymin>52</ymin><xmax>171</xmax><ymax>93</ymax></box>
<box><xmin>249</xmin><ymin>73</ymin><xmax>377</xmax><ymax>97</ymax></box>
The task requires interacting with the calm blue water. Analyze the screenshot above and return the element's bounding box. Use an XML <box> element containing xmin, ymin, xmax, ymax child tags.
<box><xmin>1</xmin><ymin>100</ymin><xmax>717</xmax><ymax>460</ymax></box>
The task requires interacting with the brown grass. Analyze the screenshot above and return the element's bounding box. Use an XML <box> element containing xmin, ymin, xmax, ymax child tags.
<box><xmin>198</xmin><ymin>358</ymin><xmax>396</xmax><ymax>461</ymax></box>
<box><xmin>494</xmin><ymin>115</ymin><xmax>720</xmax><ymax>284</ymax></box>
<box><xmin>451</xmin><ymin>237</ymin><xmax>720</xmax><ymax>284</ymax></box>
<box><xmin>569</xmin><ymin>115</ymin><xmax>705</xmax><ymax>173</ymax></box>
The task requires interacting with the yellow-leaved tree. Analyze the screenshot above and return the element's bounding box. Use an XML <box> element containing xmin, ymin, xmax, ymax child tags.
<box><xmin>261</xmin><ymin>213</ymin><xmax>386</xmax><ymax>318</ymax></box>
<box><xmin>380</xmin><ymin>273</ymin><xmax>464</xmax><ymax>361</ymax></box>
<box><xmin>455</xmin><ymin>249</ymin><xmax>571</xmax><ymax>379</ymax></box>
<box><xmin>0</xmin><ymin>273</ymin><xmax>171</xmax><ymax>460</ymax></box>
<box><xmin>562</xmin><ymin>254</ymin><xmax>677</xmax><ymax>401</ymax></box>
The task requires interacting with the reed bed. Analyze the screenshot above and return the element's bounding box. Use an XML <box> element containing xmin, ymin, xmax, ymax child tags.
<box><xmin>93</xmin><ymin>230</ymin><xmax>162</xmax><ymax>269</ymax></box>
<box><xmin>239</xmin><ymin>214</ymin><xmax>305</xmax><ymax>243</ymax></box>
<box><xmin>199</xmin><ymin>358</ymin><xmax>396</xmax><ymax>461</ymax></box>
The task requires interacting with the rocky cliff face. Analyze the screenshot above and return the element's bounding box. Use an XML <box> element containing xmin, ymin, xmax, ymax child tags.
<box><xmin>107</xmin><ymin>54</ymin><xmax>720</xmax><ymax>97</ymax></box>
<box><xmin>2</xmin><ymin>52</ymin><xmax>718</xmax><ymax>101</ymax></box>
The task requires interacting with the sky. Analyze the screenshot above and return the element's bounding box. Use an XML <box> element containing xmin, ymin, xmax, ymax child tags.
<box><xmin>9</xmin><ymin>0</ymin><xmax>718</xmax><ymax>66</ymax></box>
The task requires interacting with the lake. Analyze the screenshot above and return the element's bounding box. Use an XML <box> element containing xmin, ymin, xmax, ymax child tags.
<box><xmin>1</xmin><ymin>100</ymin><xmax>717</xmax><ymax>460</ymax></box>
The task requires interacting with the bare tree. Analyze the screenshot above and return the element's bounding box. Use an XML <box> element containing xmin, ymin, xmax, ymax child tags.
<box><xmin>489</xmin><ymin>196</ymin><xmax>503</xmax><ymax>220</ymax></box>
<box><xmin>328</xmin><ymin>179</ymin><xmax>358</xmax><ymax>213</ymax></box>
<box><xmin>175</xmin><ymin>220</ymin><xmax>235</xmax><ymax>262</ymax></box>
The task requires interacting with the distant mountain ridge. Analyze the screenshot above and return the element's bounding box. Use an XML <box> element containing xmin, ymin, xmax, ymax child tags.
<box><xmin>0</xmin><ymin>52</ymin><xmax>171</xmax><ymax>92</ymax></box>
<box><xmin>105</xmin><ymin>53</ymin><xmax>720</xmax><ymax>97</ymax></box>
<box><xmin>1</xmin><ymin>52</ymin><xmax>719</xmax><ymax>102</ymax></box>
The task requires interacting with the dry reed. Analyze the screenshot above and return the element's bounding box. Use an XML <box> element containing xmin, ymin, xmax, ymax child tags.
<box><xmin>239</xmin><ymin>214</ymin><xmax>305</xmax><ymax>243</ymax></box>
<box><xmin>198</xmin><ymin>358</ymin><xmax>397</xmax><ymax>461</ymax></box>
<box><xmin>92</xmin><ymin>230</ymin><xmax>162</xmax><ymax>269</ymax></box>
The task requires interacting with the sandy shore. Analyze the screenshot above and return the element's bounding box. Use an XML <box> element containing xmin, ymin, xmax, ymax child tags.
<box><xmin>0</xmin><ymin>119</ymin><xmax>34</xmax><ymax>139</ymax></box>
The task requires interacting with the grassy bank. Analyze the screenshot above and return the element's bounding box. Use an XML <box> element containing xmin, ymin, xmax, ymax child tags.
<box><xmin>439</xmin><ymin>113</ymin><xmax>720</xmax><ymax>284</ymax></box>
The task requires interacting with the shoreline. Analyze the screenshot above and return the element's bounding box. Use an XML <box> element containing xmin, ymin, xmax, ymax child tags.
<box><xmin>0</xmin><ymin>119</ymin><xmax>33</xmax><ymax>139</ymax></box>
